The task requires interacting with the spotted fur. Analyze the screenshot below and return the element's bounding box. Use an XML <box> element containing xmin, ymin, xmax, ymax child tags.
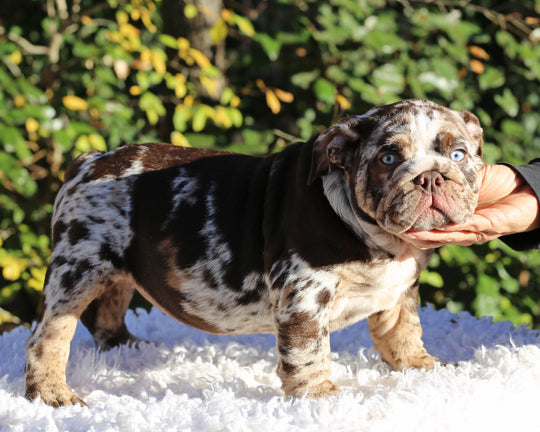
<box><xmin>25</xmin><ymin>100</ymin><xmax>484</xmax><ymax>405</ymax></box>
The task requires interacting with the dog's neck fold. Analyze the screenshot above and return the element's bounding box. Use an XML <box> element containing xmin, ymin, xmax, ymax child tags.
<box><xmin>321</xmin><ymin>171</ymin><xmax>405</xmax><ymax>254</ymax></box>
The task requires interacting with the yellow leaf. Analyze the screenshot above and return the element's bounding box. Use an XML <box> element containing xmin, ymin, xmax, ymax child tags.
<box><xmin>230</xmin><ymin>95</ymin><xmax>241</xmax><ymax>108</ymax></box>
<box><xmin>177</xmin><ymin>37</ymin><xmax>190</xmax><ymax>52</ymax></box>
<box><xmin>189</xmin><ymin>48</ymin><xmax>212</xmax><ymax>69</ymax></box>
<box><xmin>274</xmin><ymin>88</ymin><xmax>294</xmax><ymax>103</ymax></box>
<box><xmin>28</xmin><ymin>267</ymin><xmax>47</xmax><ymax>292</ymax></box>
<box><xmin>215</xmin><ymin>106</ymin><xmax>232</xmax><ymax>129</ymax></box>
<box><xmin>81</xmin><ymin>15</ymin><xmax>93</xmax><ymax>26</ymax></box>
<box><xmin>25</xmin><ymin>117</ymin><xmax>39</xmax><ymax>133</ymax></box>
<box><xmin>119</xmin><ymin>22</ymin><xmax>141</xmax><ymax>37</ymax></box>
<box><xmin>171</xmin><ymin>131</ymin><xmax>191</xmax><ymax>147</ymax></box>
<box><xmin>470</xmin><ymin>59</ymin><xmax>485</xmax><ymax>74</ymax></box>
<box><xmin>184</xmin><ymin>4</ymin><xmax>198</xmax><ymax>18</ymax></box>
<box><xmin>130</xmin><ymin>85</ymin><xmax>142</xmax><ymax>96</ymax></box>
<box><xmin>1</xmin><ymin>256</ymin><xmax>26</xmax><ymax>281</ymax></box>
<box><xmin>63</xmin><ymin>95</ymin><xmax>89</xmax><ymax>111</ymax></box>
<box><xmin>265</xmin><ymin>89</ymin><xmax>281</xmax><ymax>114</ymax></box>
<box><xmin>221</xmin><ymin>8</ymin><xmax>233</xmax><ymax>21</ymax></box>
<box><xmin>14</xmin><ymin>94</ymin><xmax>25</xmax><ymax>107</ymax></box>
<box><xmin>116</xmin><ymin>10</ymin><xmax>129</xmax><ymax>25</ymax></box>
<box><xmin>336</xmin><ymin>94</ymin><xmax>351</xmax><ymax>110</ymax></box>
<box><xmin>233</xmin><ymin>14</ymin><xmax>255</xmax><ymax>37</ymax></box>
<box><xmin>174</xmin><ymin>74</ymin><xmax>187</xmax><ymax>98</ymax></box>
<box><xmin>210</xmin><ymin>19</ymin><xmax>228</xmax><ymax>45</ymax></box>
<box><xmin>88</xmin><ymin>134</ymin><xmax>107</xmax><ymax>151</ymax></box>
<box><xmin>468</xmin><ymin>45</ymin><xmax>490</xmax><ymax>60</ymax></box>
<box><xmin>151</xmin><ymin>49</ymin><xmax>167</xmax><ymax>75</ymax></box>
<box><xmin>75</xmin><ymin>135</ymin><xmax>91</xmax><ymax>154</ymax></box>
<box><xmin>10</xmin><ymin>50</ymin><xmax>22</xmax><ymax>65</ymax></box>
<box><xmin>200</xmin><ymin>75</ymin><xmax>220</xmax><ymax>98</ymax></box>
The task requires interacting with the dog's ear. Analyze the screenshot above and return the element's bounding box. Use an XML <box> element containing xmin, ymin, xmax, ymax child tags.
<box><xmin>307</xmin><ymin>133</ymin><xmax>349</xmax><ymax>185</ymax></box>
<box><xmin>459</xmin><ymin>110</ymin><xmax>483</xmax><ymax>156</ymax></box>
<box><xmin>308</xmin><ymin>115</ymin><xmax>377</xmax><ymax>186</ymax></box>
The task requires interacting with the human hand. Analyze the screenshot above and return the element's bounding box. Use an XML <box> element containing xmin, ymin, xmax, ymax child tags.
<box><xmin>399</xmin><ymin>164</ymin><xmax>540</xmax><ymax>249</ymax></box>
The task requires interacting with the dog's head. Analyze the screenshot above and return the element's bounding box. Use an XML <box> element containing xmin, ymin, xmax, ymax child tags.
<box><xmin>308</xmin><ymin>99</ymin><xmax>484</xmax><ymax>235</ymax></box>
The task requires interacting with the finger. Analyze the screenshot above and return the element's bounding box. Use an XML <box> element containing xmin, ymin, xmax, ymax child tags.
<box><xmin>402</xmin><ymin>229</ymin><xmax>493</xmax><ymax>247</ymax></box>
<box><xmin>432</xmin><ymin>213</ymin><xmax>495</xmax><ymax>233</ymax></box>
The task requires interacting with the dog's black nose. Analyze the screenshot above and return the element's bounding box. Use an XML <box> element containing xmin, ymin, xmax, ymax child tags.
<box><xmin>414</xmin><ymin>171</ymin><xmax>443</xmax><ymax>193</ymax></box>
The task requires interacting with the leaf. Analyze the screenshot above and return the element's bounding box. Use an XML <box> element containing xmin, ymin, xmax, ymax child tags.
<box><xmin>0</xmin><ymin>256</ymin><xmax>26</xmax><ymax>281</ymax></box>
<box><xmin>214</xmin><ymin>106</ymin><xmax>232</xmax><ymax>129</ymax></box>
<box><xmin>372</xmin><ymin>63</ymin><xmax>405</xmax><ymax>95</ymax></box>
<box><xmin>192</xmin><ymin>105</ymin><xmax>214</xmax><ymax>132</ymax></box>
<box><xmin>265</xmin><ymin>89</ymin><xmax>281</xmax><ymax>114</ymax></box>
<box><xmin>139</xmin><ymin>92</ymin><xmax>166</xmax><ymax>125</ymax></box>
<box><xmin>254</xmin><ymin>34</ymin><xmax>282</xmax><ymax>61</ymax></box>
<box><xmin>468</xmin><ymin>45</ymin><xmax>490</xmax><ymax>60</ymax></box>
<box><xmin>0</xmin><ymin>152</ymin><xmax>37</xmax><ymax>197</ymax></box>
<box><xmin>470</xmin><ymin>59</ymin><xmax>484</xmax><ymax>74</ymax></box>
<box><xmin>173</xmin><ymin>105</ymin><xmax>192</xmax><ymax>132</ymax></box>
<box><xmin>419</xmin><ymin>270</ymin><xmax>444</xmax><ymax>288</ymax></box>
<box><xmin>313</xmin><ymin>78</ymin><xmax>335</xmax><ymax>105</ymax></box>
<box><xmin>291</xmin><ymin>71</ymin><xmax>320</xmax><ymax>90</ymax></box>
<box><xmin>336</xmin><ymin>94</ymin><xmax>351</xmax><ymax>110</ymax></box>
<box><xmin>171</xmin><ymin>131</ymin><xmax>191</xmax><ymax>147</ymax></box>
<box><xmin>494</xmin><ymin>88</ymin><xmax>519</xmax><ymax>117</ymax></box>
<box><xmin>184</xmin><ymin>4</ymin><xmax>198</xmax><ymax>19</ymax></box>
<box><xmin>478</xmin><ymin>66</ymin><xmax>505</xmax><ymax>90</ymax></box>
<box><xmin>158</xmin><ymin>34</ymin><xmax>178</xmax><ymax>49</ymax></box>
<box><xmin>232</xmin><ymin>13</ymin><xmax>255</xmax><ymax>37</ymax></box>
<box><xmin>210</xmin><ymin>19</ymin><xmax>228</xmax><ymax>45</ymax></box>
<box><xmin>274</xmin><ymin>88</ymin><xmax>294</xmax><ymax>103</ymax></box>
<box><xmin>63</xmin><ymin>95</ymin><xmax>89</xmax><ymax>111</ymax></box>
<box><xmin>188</xmin><ymin>48</ymin><xmax>212</xmax><ymax>69</ymax></box>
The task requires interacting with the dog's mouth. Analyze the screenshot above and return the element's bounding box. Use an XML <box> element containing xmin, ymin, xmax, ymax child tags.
<box><xmin>407</xmin><ymin>192</ymin><xmax>452</xmax><ymax>231</ymax></box>
<box><xmin>380</xmin><ymin>185</ymin><xmax>473</xmax><ymax>235</ymax></box>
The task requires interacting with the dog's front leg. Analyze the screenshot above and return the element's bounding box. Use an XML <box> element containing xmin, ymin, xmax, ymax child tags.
<box><xmin>368</xmin><ymin>283</ymin><xmax>436</xmax><ymax>370</ymax></box>
<box><xmin>274</xmin><ymin>282</ymin><xmax>340</xmax><ymax>398</ymax></box>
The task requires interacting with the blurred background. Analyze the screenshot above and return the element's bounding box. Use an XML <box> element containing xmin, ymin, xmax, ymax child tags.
<box><xmin>0</xmin><ymin>0</ymin><xmax>539</xmax><ymax>332</ymax></box>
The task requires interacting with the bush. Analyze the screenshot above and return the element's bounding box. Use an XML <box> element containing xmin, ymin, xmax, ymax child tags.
<box><xmin>0</xmin><ymin>0</ymin><xmax>539</xmax><ymax>328</ymax></box>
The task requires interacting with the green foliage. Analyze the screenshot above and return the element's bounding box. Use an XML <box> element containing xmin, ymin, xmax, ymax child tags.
<box><xmin>0</xmin><ymin>0</ymin><xmax>539</xmax><ymax>328</ymax></box>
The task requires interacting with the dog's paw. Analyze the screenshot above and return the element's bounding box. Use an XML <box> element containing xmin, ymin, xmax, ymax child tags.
<box><xmin>390</xmin><ymin>351</ymin><xmax>437</xmax><ymax>370</ymax></box>
<box><xmin>285</xmin><ymin>379</ymin><xmax>341</xmax><ymax>398</ymax></box>
<box><xmin>306</xmin><ymin>380</ymin><xmax>341</xmax><ymax>398</ymax></box>
<box><xmin>26</xmin><ymin>383</ymin><xmax>86</xmax><ymax>407</ymax></box>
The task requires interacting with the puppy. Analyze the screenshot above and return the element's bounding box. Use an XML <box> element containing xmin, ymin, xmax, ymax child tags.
<box><xmin>25</xmin><ymin>99</ymin><xmax>483</xmax><ymax>405</ymax></box>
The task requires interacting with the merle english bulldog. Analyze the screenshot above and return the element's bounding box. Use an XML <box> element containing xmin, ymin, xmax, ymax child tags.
<box><xmin>25</xmin><ymin>99</ymin><xmax>484</xmax><ymax>406</ymax></box>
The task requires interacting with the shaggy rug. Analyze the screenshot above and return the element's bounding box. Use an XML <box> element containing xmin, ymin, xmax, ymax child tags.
<box><xmin>1</xmin><ymin>306</ymin><xmax>539</xmax><ymax>432</ymax></box>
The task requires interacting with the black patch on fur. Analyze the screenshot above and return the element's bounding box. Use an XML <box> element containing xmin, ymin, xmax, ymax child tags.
<box><xmin>68</xmin><ymin>220</ymin><xmax>90</xmax><ymax>245</ymax></box>
<box><xmin>60</xmin><ymin>259</ymin><xmax>93</xmax><ymax>290</ymax></box>
<box><xmin>52</xmin><ymin>220</ymin><xmax>67</xmax><ymax>247</ymax></box>
<box><xmin>99</xmin><ymin>242</ymin><xmax>123</xmax><ymax>269</ymax></box>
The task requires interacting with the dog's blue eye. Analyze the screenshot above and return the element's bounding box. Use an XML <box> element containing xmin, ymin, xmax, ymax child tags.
<box><xmin>450</xmin><ymin>150</ymin><xmax>466</xmax><ymax>162</ymax></box>
<box><xmin>381</xmin><ymin>153</ymin><xmax>398</xmax><ymax>165</ymax></box>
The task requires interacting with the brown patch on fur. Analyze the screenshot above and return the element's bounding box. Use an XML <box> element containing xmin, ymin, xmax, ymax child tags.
<box><xmin>143</xmin><ymin>238</ymin><xmax>227</xmax><ymax>335</ymax></box>
<box><xmin>277</xmin><ymin>312</ymin><xmax>319</xmax><ymax>350</ymax></box>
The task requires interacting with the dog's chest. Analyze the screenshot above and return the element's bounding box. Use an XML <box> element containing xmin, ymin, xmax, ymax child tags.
<box><xmin>326</xmin><ymin>254</ymin><xmax>420</xmax><ymax>330</ymax></box>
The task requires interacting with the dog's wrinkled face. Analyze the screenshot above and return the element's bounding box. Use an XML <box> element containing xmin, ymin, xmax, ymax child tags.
<box><xmin>309</xmin><ymin>99</ymin><xmax>484</xmax><ymax>235</ymax></box>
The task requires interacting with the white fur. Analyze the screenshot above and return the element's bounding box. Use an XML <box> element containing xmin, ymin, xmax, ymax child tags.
<box><xmin>4</xmin><ymin>307</ymin><xmax>540</xmax><ymax>431</ymax></box>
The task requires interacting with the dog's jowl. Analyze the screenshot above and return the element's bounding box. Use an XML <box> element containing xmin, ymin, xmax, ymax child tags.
<box><xmin>25</xmin><ymin>99</ymin><xmax>484</xmax><ymax>405</ymax></box>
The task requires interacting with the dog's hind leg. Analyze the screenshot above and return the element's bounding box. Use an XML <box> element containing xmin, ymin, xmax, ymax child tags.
<box><xmin>24</xmin><ymin>254</ymin><xmax>116</xmax><ymax>406</ymax></box>
<box><xmin>80</xmin><ymin>273</ymin><xmax>141</xmax><ymax>349</ymax></box>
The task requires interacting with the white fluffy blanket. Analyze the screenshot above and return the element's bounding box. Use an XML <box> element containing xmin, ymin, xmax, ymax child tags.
<box><xmin>1</xmin><ymin>307</ymin><xmax>540</xmax><ymax>431</ymax></box>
